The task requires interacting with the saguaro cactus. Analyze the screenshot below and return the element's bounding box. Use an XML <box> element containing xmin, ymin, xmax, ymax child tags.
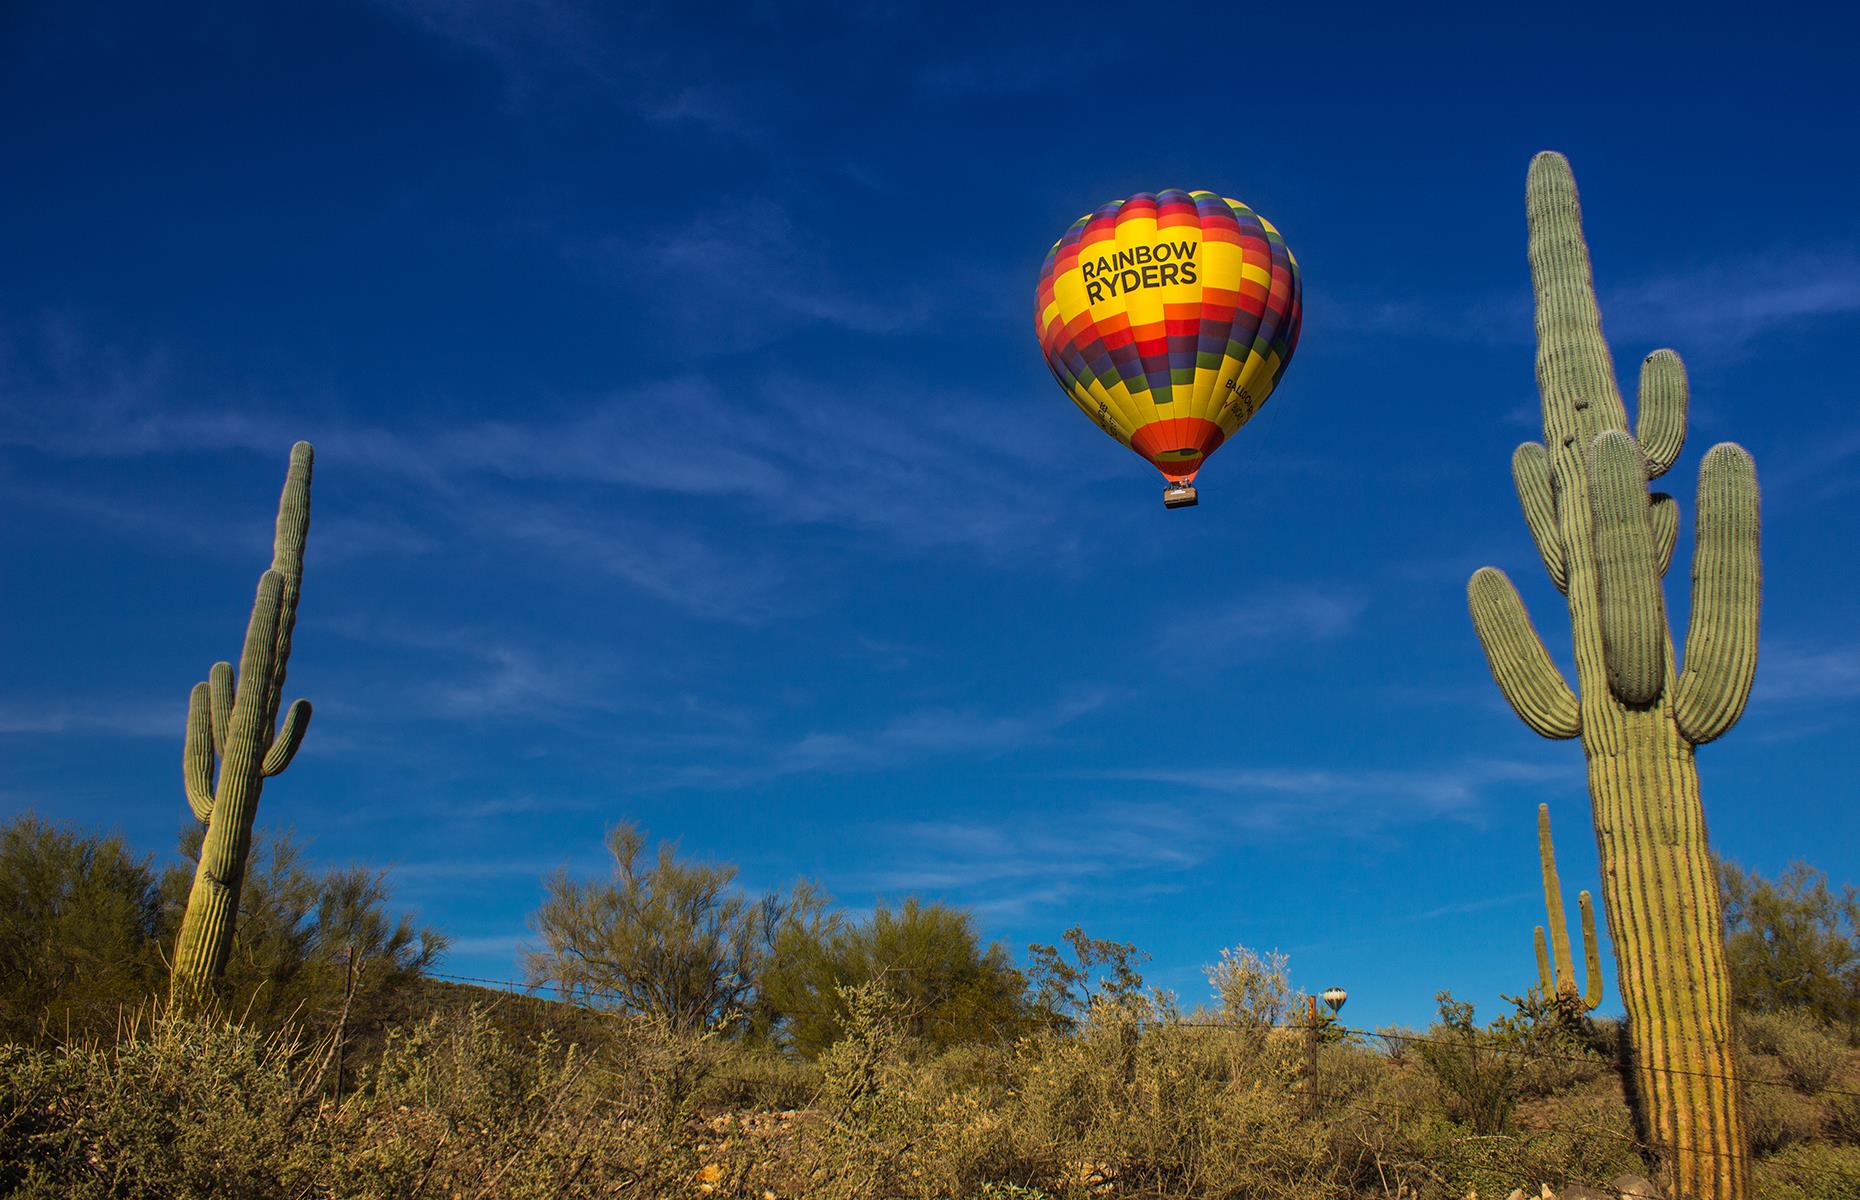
<box><xmin>1532</xmin><ymin>803</ymin><xmax>1602</xmax><ymax>1017</ymax></box>
<box><xmin>171</xmin><ymin>442</ymin><xmax>315</xmax><ymax>991</ymax></box>
<box><xmin>1467</xmin><ymin>154</ymin><xmax>1758</xmax><ymax>1198</ymax></box>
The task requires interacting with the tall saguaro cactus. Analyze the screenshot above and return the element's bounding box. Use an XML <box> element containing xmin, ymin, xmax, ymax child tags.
<box><xmin>1532</xmin><ymin>803</ymin><xmax>1602</xmax><ymax>1017</ymax></box>
<box><xmin>171</xmin><ymin>442</ymin><xmax>315</xmax><ymax>992</ymax></box>
<box><xmin>1467</xmin><ymin>154</ymin><xmax>1759</xmax><ymax>1198</ymax></box>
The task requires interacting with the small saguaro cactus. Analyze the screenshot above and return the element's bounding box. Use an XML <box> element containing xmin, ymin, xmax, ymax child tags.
<box><xmin>171</xmin><ymin>442</ymin><xmax>314</xmax><ymax>993</ymax></box>
<box><xmin>1467</xmin><ymin>154</ymin><xmax>1758</xmax><ymax>1199</ymax></box>
<box><xmin>1532</xmin><ymin>804</ymin><xmax>1601</xmax><ymax>1017</ymax></box>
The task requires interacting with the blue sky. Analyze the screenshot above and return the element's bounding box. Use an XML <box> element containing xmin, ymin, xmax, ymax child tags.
<box><xmin>3</xmin><ymin>2</ymin><xmax>1858</xmax><ymax>1031</ymax></box>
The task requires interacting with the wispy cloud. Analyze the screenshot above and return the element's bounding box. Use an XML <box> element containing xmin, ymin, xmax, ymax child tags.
<box><xmin>372</xmin><ymin>0</ymin><xmax>617</xmax><ymax>98</ymax></box>
<box><xmin>821</xmin><ymin>757</ymin><xmax>1573</xmax><ymax>923</ymax></box>
<box><xmin>1406</xmin><ymin>890</ymin><xmax>1538</xmax><ymax>922</ymax></box>
<box><xmin>587</xmin><ymin>199</ymin><xmax>936</xmax><ymax>345</ymax></box>
<box><xmin>0</xmin><ymin>699</ymin><xmax>178</xmax><ymax>739</ymax></box>
<box><xmin>1079</xmin><ymin>757</ymin><xmax>1573</xmax><ymax>830</ymax></box>
<box><xmin>844</xmin><ymin>804</ymin><xmax>1207</xmax><ymax>923</ymax></box>
<box><xmin>318</xmin><ymin>615</ymin><xmax>625</xmax><ymax>722</ymax></box>
<box><xmin>655</xmin><ymin>689</ymin><xmax>1112</xmax><ymax>789</ymax></box>
<box><xmin>1318</xmin><ymin>244</ymin><xmax>1860</xmax><ymax>357</ymax></box>
<box><xmin>1602</xmin><ymin>249</ymin><xmax>1860</xmax><ymax>351</ymax></box>
<box><xmin>1753</xmin><ymin>639</ymin><xmax>1860</xmax><ymax>705</ymax></box>
<box><xmin>2</xmin><ymin>314</ymin><xmax>1093</xmax><ymax>579</ymax></box>
<box><xmin>1156</xmin><ymin>586</ymin><xmax>1366</xmax><ymax>664</ymax></box>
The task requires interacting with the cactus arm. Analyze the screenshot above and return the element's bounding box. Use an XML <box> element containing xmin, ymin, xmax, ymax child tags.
<box><xmin>1587</xmin><ymin>430</ymin><xmax>1666</xmax><ymax>706</ymax></box>
<box><xmin>1537</xmin><ymin>804</ymin><xmax>1577</xmax><ymax>988</ymax></box>
<box><xmin>262</xmin><ymin>699</ymin><xmax>312</xmax><ymax>777</ymax></box>
<box><xmin>1535</xmin><ymin>926</ymin><xmax>1554</xmax><ymax>996</ymax></box>
<box><xmin>264</xmin><ymin>442</ymin><xmax>312</xmax><ymax>727</ymax></box>
<box><xmin>1468</xmin><ymin>568</ymin><xmax>1581</xmax><ymax>739</ymax></box>
<box><xmin>1512</xmin><ymin>442</ymin><xmax>1567</xmax><ymax>592</ymax></box>
<box><xmin>1527</xmin><ymin>152</ymin><xmax>1629</xmax><ymax>443</ymax></box>
<box><xmin>1650</xmin><ymin>493</ymin><xmax>1678</xmax><ymax>577</ymax></box>
<box><xmin>184</xmin><ymin>682</ymin><xmax>215</xmax><ymax>823</ymax></box>
<box><xmin>208</xmin><ymin>661</ymin><xmax>234</xmax><ymax>754</ymax></box>
<box><xmin>1636</xmin><ymin>350</ymin><xmax>1689</xmax><ymax>479</ymax></box>
<box><xmin>1578</xmin><ymin>890</ymin><xmax>1604</xmax><ymax>1010</ymax></box>
<box><xmin>1673</xmin><ymin>444</ymin><xmax>1762</xmax><ymax>744</ymax></box>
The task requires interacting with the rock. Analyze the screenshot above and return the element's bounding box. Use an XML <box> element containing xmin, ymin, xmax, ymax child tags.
<box><xmin>1555</xmin><ymin>1187</ymin><xmax>1613</xmax><ymax>1200</ymax></box>
<box><xmin>1607</xmin><ymin>1175</ymin><xmax>1661</xmax><ymax>1199</ymax></box>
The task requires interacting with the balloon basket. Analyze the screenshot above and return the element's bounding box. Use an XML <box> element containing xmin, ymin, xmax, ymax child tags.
<box><xmin>1162</xmin><ymin>484</ymin><xmax>1199</xmax><ymax>509</ymax></box>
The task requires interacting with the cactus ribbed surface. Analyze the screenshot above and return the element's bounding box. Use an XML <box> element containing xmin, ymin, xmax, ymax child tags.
<box><xmin>1533</xmin><ymin>804</ymin><xmax>1602</xmax><ymax>1016</ymax></box>
<box><xmin>1467</xmin><ymin>154</ymin><xmax>1759</xmax><ymax>1199</ymax></box>
<box><xmin>171</xmin><ymin>442</ymin><xmax>315</xmax><ymax>992</ymax></box>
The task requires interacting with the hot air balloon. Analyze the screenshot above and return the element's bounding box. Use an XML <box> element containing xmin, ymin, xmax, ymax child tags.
<box><xmin>1034</xmin><ymin>190</ymin><xmax>1303</xmax><ymax>508</ymax></box>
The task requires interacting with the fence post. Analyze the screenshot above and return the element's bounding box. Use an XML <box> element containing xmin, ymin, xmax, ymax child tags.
<box><xmin>1304</xmin><ymin>994</ymin><xmax>1321</xmax><ymax>1115</ymax></box>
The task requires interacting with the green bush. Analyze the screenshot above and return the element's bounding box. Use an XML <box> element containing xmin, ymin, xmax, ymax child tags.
<box><xmin>0</xmin><ymin>815</ymin><xmax>163</xmax><ymax>1043</ymax></box>
<box><xmin>762</xmin><ymin>896</ymin><xmax>1031</xmax><ymax>1055</ymax></box>
<box><xmin>1722</xmin><ymin>859</ymin><xmax>1860</xmax><ymax>1039</ymax></box>
<box><xmin>1751</xmin><ymin>1141</ymin><xmax>1860</xmax><ymax>1200</ymax></box>
<box><xmin>0</xmin><ymin>1006</ymin><xmax>315</xmax><ymax>1199</ymax></box>
<box><xmin>1743</xmin><ymin>1008</ymin><xmax>1851</xmax><ymax>1093</ymax></box>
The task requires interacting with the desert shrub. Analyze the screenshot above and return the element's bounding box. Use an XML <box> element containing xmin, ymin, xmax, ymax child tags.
<box><xmin>526</xmin><ymin>821</ymin><xmax>823</xmax><ymax>1034</ymax></box>
<box><xmin>325</xmin><ymin>1005</ymin><xmax>634</xmax><ymax>1199</ymax></box>
<box><xmin>1831</xmin><ymin>1088</ymin><xmax>1860</xmax><ymax>1145</ymax></box>
<box><xmin>693</xmin><ymin>1039</ymin><xmax>820</xmax><ymax>1112</ymax></box>
<box><xmin>1744</xmin><ymin>1008</ymin><xmax>1851</xmax><ymax>1094</ymax></box>
<box><xmin>1204</xmin><ymin>943</ymin><xmax>1300</xmax><ymax>1062</ymax></box>
<box><xmin>1741</xmin><ymin>1051</ymin><xmax>1830</xmax><ymax>1155</ymax></box>
<box><xmin>763</xmin><ymin>896</ymin><xmax>1031</xmax><ymax>1055</ymax></box>
<box><xmin>1722</xmin><ymin>859</ymin><xmax>1860</xmax><ymax>1039</ymax></box>
<box><xmin>1750</xmin><ymin>1141</ymin><xmax>1860</xmax><ymax>1200</ymax></box>
<box><xmin>799</xmin><ymin>981</ymin><xmax>1004</xmax><ymax>1199</ymax></box>
<box><xmin>0</xmin><ymin>815</ymin><xmax>164</xmax><ymax>1043</ymax></box>
<box><xmin>1025</xmin><ymin>927</ymin><xmax>1149</xmax><ymax>1032</ymax></box>
<box><xmin>0</xmin><ymin>1006</ymin><xmax>317</xmax><ymax>1199</ymax></box>
<box><xmin>1415</xmin><ymin>990</ymin><xmax>1599</xmax><ymax>1137</ymax></box>
<box><xmin>1003</xmin><ymin>992</ymin><xmax>1330</xmax><ymax>1199</ymax></box>
<box><xmin>1415</xmin><ymin>992</ymin><xmax>1523</xmax><ymax>1134</ymax></box>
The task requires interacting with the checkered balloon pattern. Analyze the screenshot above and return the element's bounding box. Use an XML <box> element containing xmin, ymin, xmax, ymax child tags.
<box><xmin>1034</xmin><ymin>190</ymin><xmax>1303</xmax><ymax>484</ymax></box>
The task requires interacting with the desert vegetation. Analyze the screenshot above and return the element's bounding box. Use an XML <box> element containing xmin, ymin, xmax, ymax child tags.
<box><xmin>2</xmin><ymin>810</ymin><xmax>1859</xmax><ymax>1199</ymax></box>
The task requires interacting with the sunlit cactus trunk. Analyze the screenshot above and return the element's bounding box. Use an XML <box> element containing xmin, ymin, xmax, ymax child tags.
<box><xmin>1467</xmin><ymin>154</ymin><xmax>1758</xmax><ymax>1199</ymax></box>
<box><xmin>171</xmin><ymin>442</ymin><xmax>315</xmax><ymax>993</ymax></box>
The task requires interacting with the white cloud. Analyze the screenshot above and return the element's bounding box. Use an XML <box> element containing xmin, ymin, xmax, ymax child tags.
<box><xmin>655</xmin><ymin>689</ymin><xmax>1112</xmax><ymax>789</ymax></box>
<box><xmin>1156</xmin><ymin>586</ymin><xmax>1366</xmax><ymax>663</ymax></box>
<box><xmin>1079</xmin><ymin>757</ymin><xmax>1573</xmax><ymax>829</ymax></box>
<box><xmin>1316</xmin><ymin>244</ymin><xmax>1860</xmax><ymax>358</ymax></box>
<box><xmin>1603</xmin><ymin>249</ymin><xmax>1860</xmax><ymax>351</ymax></box>
<box><xmin>590</xmin><ymin>199</ymin><xmax>937</xmax><ymax>345</ymax></box>
<box><xmin>0</xmin><ymin>699</ymin><xmax>178</xmax><ymax>739</ymax></box>
<box><xmin>1753</xmin><ymin>639</ymin><xmax>1860</xmax><ymax>705</ymax></box>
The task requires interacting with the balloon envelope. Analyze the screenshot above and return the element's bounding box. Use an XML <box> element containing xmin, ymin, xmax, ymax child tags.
<box><xmin>1035</xmin><ymin>190</ymin><xmax>1303</xmax><ymax>486</ymax></box>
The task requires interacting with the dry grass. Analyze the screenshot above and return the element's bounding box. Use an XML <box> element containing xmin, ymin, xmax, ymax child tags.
<box><xmin>4</xmin><ymin>988</ymin><xmax>1859</xmax><ymax>1199</ymax></box>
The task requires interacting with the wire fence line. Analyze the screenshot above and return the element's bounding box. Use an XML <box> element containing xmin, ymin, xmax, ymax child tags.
<box><xmin>425</xmin><ymin>970</ymin><xmax>1860</xmax><ymax>1103</ymax></box>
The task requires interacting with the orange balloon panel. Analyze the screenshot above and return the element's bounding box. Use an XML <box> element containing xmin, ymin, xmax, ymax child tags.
<box><xmin>1035</xmin><ymin>190</ymin><xmax>1303</xmax><ymax>484</ymax></box>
